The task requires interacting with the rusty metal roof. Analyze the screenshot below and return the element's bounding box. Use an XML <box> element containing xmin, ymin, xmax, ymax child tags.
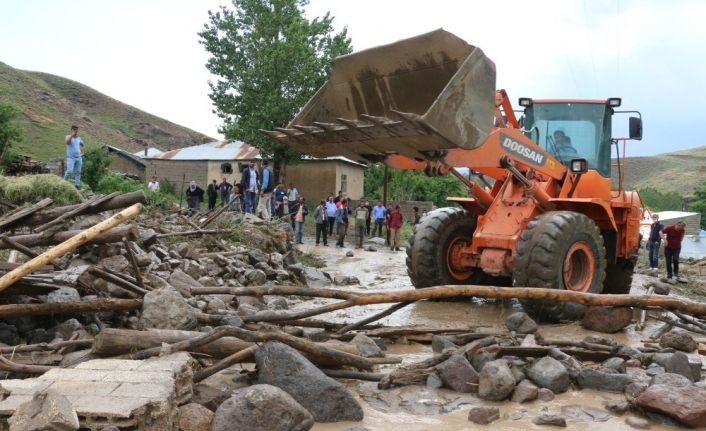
<box><xmin>147</xmin><ymin>141</ymin><xmax>261</xmax><ymax>161</ymax></box>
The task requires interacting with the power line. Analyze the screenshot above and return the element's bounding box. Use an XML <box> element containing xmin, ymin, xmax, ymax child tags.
<box><xmin>582</xmin><ymin>0</ymin><xmax>599</xmax><ymax>95</ymax></box>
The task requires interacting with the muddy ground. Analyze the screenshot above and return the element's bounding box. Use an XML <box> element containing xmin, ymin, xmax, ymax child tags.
<box><xmin>287</xmin><ymin>241</ymin><xmax>706</xmax><ymax>431</ymax></box>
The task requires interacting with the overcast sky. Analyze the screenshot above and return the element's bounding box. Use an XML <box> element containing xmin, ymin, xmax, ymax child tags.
<box><xmin>1</xmin><ymin>0</ymin><xmax>704</xmax><ymax>156</ymax></box>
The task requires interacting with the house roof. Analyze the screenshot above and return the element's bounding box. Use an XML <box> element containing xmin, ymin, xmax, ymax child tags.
<box><xmin>104</xmin><ymin>145</ymin><xmax>146</xmax><ymax>167</ymax></box>
<box><xmin>146</xmin><ymin>140</ymin><xmax>366</xmax><ymax>167</ymax></box>
<box><xmin>133</xmin><ymin>147</ymin><xmax>164</xmax><ymax>158</ymax></box>
<box><xmin>655</xmin><ymin>210</ymin><xmax>699</xmax><ymax>220</ymax></box>
<box><xmin>147</xmin><ymin>141</ymin><xmax>260</xmax><ymax>161</ymax></box>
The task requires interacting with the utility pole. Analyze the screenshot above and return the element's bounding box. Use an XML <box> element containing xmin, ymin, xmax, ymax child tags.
<box><xmin>382</xmin><ymin>165</ymin><xmax>389</xmax><ymax>206</ymax></box>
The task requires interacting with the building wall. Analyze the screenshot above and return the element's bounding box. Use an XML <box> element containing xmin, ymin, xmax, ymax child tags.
<box><xmin>336</xmin><ymin>162</ymin><xmax>364</xmax><ymax>200</ymax></box>
<box><xmin>108</xmin><ymin>155</ymin><xmax>144</xmax><ymax>178</ymax></box>
<box><xmin>206</xmin><ymin>160</ymin><xmax>246</xmax><ymax>185</ymax></box>
<box><xmin>286</xmin><ymin>160</ymin><xmax>338</xmax><ymax>202</ymax></box>
<box><xmin>143</xmin><ymin>159</ymin><xmax>209</xmax><ymax>191</ymax></box>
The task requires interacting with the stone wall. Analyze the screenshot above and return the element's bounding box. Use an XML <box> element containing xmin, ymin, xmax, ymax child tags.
<box><xmin>144</xmin><ymin>160</ymin><xmax>209</xmax><ymax>191</ymax></box>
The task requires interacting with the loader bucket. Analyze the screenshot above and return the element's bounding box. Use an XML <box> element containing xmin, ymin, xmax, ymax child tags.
<box><xmin>261</xmin><ymin>29</ymin><xmax>496</xmax><ymax>163</ymax></box>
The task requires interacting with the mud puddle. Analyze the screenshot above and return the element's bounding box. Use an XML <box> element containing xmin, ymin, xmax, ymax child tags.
<box><xmin>295</xmin><ymin>243</ymin><xmax>678</xmax><ymax>431</ymax></box>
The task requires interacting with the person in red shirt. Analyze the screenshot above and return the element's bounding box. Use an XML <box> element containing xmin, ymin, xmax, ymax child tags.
<box><xmin>387</xmin><ymin>205</ymin><xmax>404</xmax><ymax>251</ymax></box>
<box><xmin>661</xmin><ymin>221</ymin><xmax>686</xmax><ymax>283</ymax></box>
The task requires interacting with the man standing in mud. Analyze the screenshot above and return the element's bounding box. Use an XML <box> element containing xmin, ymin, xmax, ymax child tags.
<box><xmin>647</xmin><ymin>214</ymin><xmax>664</xmax><ymax>273</ymax></box>
<box><xmin>661</xmin><ymin>220</ymin><xmax>686</xmax><ymax>284</ymax></box>
<box><xmin>63</xmin><ymin>125</ymin><xmax>84</xmax><ymax>188</ymax></box>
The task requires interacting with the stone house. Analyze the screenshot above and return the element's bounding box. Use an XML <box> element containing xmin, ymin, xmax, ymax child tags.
<box><xmin>107</xmin><ymin>141</ymin><xmax>365</xmax><ymax>200</ymax></box>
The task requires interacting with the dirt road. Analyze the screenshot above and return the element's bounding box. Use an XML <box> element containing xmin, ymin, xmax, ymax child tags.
<box><xmin>294</xmin><ymin>241</ymin><xmax>689</xmax><ymax>431</ymax></box>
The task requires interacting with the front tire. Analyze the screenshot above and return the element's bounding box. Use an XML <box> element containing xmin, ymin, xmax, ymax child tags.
<box><xmin>406</xmin><ymin>207</ymin><xmax>484</xmax><ymax>288</ymax></box>
<box><xmin>513</xmin><ymin>211</ymin><xmax>606</xmax><ymax>322</ymax></box>
<box><xmin>603</xmin><ymin>259</ymin><xmax>634</xmax><ymax>294</ymax></box>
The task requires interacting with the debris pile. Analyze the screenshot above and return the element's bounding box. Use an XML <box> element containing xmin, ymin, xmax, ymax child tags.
<box><xmin>0</xmin><ymin>191</ymin><xmax>703</xmax><ymax>430</ymax></box>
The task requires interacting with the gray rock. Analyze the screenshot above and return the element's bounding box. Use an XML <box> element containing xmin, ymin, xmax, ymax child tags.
<box><xmin>366</xmin><ymin>237</ymin><xmax>386</xmax><ymax>246</ymax></box>
<box><xmin>511</xmin><ymin>379</ymin><xmax>538</xmax><ymax>403</ymax></box>
<box><xmin>220</xmin><ymin>315</ymin><xmax>244</xmax><ymax>327</ymax></box>
<box><xmin>435</xmin><ymin>354</ymin><xmax>479</xmax><ymax>393</ymax></box>
<box><xmin>255</xmin><ymin>342</ymin><xmax>363</xmax><ymax>422</ymax></box>
<box><xmin>244</xmin><ymin>269</ymin><xmax>267</xmax><ymax>285</ymax></box>
<box><xmin>0</xmin><ymin>323</ymin><xmax>19</xmax><ymax>346</ymax></box>
<box><xmin>478</xmin><ymin>360</ymin><xmax>516</xmax><ymax>401</ymax></box>
<box><xmin>345</xmin><ymin>251</ymin><xmax>354</xmax><ymax>257</ymax></box>
<box><xmin>431</xmin><ymin>335</ymin><xmax>457</xmax><ymax>353</ymax></box>
<box><xmin>212</xmin><ymin>384</ymin><xmax>314</xmax><ymax>431</ymax></box>
<box><xmin>624</xmin><ymin>382</ymin><xmax>649</xmax><ymax>404</ymax></box>
<box><xmin>267</xmin><ymin>296</ymin><xmax>289</xmax><ymax>310</ymax></box>
<box><xmin>471</xmin><ymin>351</ymin><xmax>496</xmax><ymax>373</ymax></box>
<box><xmin>646</xmin><ymin>365</ymin><xmax>665</xmax><ymax>377</ymax></box>
<box><xmin>505</xmin><ymin>312</ymin><xmax>538</xmax><ymax>333</ymax></box>
<box><xmin>47</xmin><ymin>287</ymin><xmax>80</xmax><ymax>304</ymax></box>
<box><xmin>577</xmin><ymin>368</ymin><xmax>634</xmax><ymax>392</ymax></box>
<box><xmin>139</xmin><ymin>288</ymin><xmax>197</xmax><ymax>330</ymax></box>
<box><xmin>625</xmin><ymin>416</ymin><xmax>651</xmax><ymax>429</ymax></box>
<box><xmin>659</xmin><ymin>331</ymin><xmax>697</xmax><ymax>352</ymax></box>
<box><xmin>603</xmin><ymin>357</ymin><xmax>627</xmax><ymax>373</ymax></box>
<box><xmin>426</xmin><ymin>372</ymin><xmax>443</xmax><ymax>389</ymax></box>
<box><xmin>537</xmin><ymin>387</ymin><xmax>555</xmax><ymax>401</ymax></box>
<box><xmin>605</xmin><ymin>399</ymin><xmax>630</xmax><ymax>415</ymax></box>
<box><xmin>650</xmin><ymin>372</ymin><xmax>692</xmax><ymax>387</ymax></box>
<box><xmin>527</xmin><ymin>356</ymin><xmax>570</xmax><ymax>394</ymax></box>
<box><xmin>352</xmin><ymin>334</ymin><xmax>384</xmax><ymax>358</ymax></box>
<box><xmin>582</xmin><ymin>306</ymin><xmax>633</xmax><ymax>333</ymax></box>
<box><xmin>636</xmin><ymin>384</ymin><xmax>706</xmax><ymax>427</ymax></box>
<box><xmin>167</xmin><ymin>269</ymin><xmax>201</xmax><ymax>296</ymax></box>
<box><xmin>8</xmin><ymin>389</ymin><xmax>79</xmax><ymax>431</ymax></box>
<box><xmin>615</xmin><ymin>345</ymin><xmax>641</xmax><ymax>358</ymax></box>
<box><xmin>664</xmin><ymin>352</ymin><xmax>696</xmax><ymax>381</ymax></box>
<box><xmin>532</xmin><ymin>414</ymin><xmax>567</xmax><ymax>427</ymax></box>
<box><xmin>365</xmin><ymin>246</ymin><xmax>377</xmax><ymax>252</ymax></box>
<box><xmin>583</xmin><ymin>335</ymin><xmax>616</xmax><ymax>346</ymax></box>
<box><xmin>334</xmin><ymin>275</ymin><xmax>360</xmax><ymax>286</ymax></box>
<box><xmin>236</xmin><ymin>303</ymin><xmax>259</xmax><ymax>317</ymax></box>
<box><xmin>299</xmin><ymin>267</ymin><xmax>332</xmax><ymax>288</ymax></box>
<box><xmin>206</xmin><ymin>297</ymin><xmax>227</xmax><ymax>314</ymax></box>
<box><xmin>247</xmin><ymin>249</ymin><xmax>269</xmax><ymax>266</ymax></box>
<box><xmin>467</xmin><ymin>406</ymin><xmax>500</xmax><ymax>425</ymax></box>
<box><xmin>99</xmin><ymin>254</ymin><xmax>130</xmax><ymax>272</ymax></box>
<box><xmin>145</xmin><ymin>273</ymin><xmax>170</xmax><ymax>290</ymax></box>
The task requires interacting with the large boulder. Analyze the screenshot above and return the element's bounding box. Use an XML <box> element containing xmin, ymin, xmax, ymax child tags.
<box><xmin>139</xmin><ymin>288</ymin><xmax>197</xmax><ymax>330</ymax></box>
<box><xmin>526</xmin><ymin>356</ymin><xmax>570</xmax><ymax>394</ymax></box>
<box><xmin>47</xmin><ymin>287</ymin><xmax>80</xmax><ymax>304</ymax></box>
<box><xmin>8</xmin><ymin>390</ymin><xmax>79</xmax><ymax>431</ymax></box>
<box><xmin>577</xmin><ymin>368</ymin><xmax>633</xmax><ymax>392</ymax></box>
<box><xmin>168</xmin><ymin>269</ymin><xmax>201</xmax><ymax>296</ymax></box>
<box><xmin>478</xmin><ymin>360</ymin><xmax>516</xmax><ymax>401</ymax></box>
<box><xmin>581</xmin><ymin>306</ymin><xmax>633</xmax><ymax>333</ymax></box>
<box><xmin>659</xmin><ymin>331</ymin><xmax>698</xmax><ymax>353</ymax></box>
<box><xmin>505</xmin><ymin>312</ymin><xmax>538</xmax><ymax>333</ymax></box>
<box><xmin>664</xmin><ymin>352</ymin><xmax>697</xmax><ymax>381</ymax></box>
<box><xmin>255</xmin><ymin>342</ymin><xmax>363</xmax><ymax>422</ymax></box>
<box><xmin>212</xmin><ymin>384</ymin><xmax>314</xmax><ymax>431</ymax></box>
<box><xmin>435</xmin><ymin>354</ymin><xmax>479</xmax><ymax>393</ymax></box>
<box><xmin>299</xmin><ymin>267</ymin><xmax>332</xmax><ymax>288</ymax></box>
<box><xmin>650</xmin><ymin>373</ymin><xmax>692</xmax><ymax>388</ymax></box>
<box><xmin>351</xmin><ymin>334</ymin><xmax>384</xmax><ymax>358</ymax></box>
<box><xmin>636</xmin><ymin>384</ymin><xmax>706</xmax><ymax>428</ymax></box>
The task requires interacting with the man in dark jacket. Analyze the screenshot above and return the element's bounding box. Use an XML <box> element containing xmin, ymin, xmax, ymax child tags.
<box><xmin>206</xmin><ymin>180</ymin><xmax>218</xmax><ymax>210</ymax></box>
<box><xmin>219</xmin><ymin>177</ymin><xmax>233</xmax><ymax>207</ymax></box>
<box><xmin>240</xmin><ymin>162</ymin><xmax>259</xmax><ymax>214</ymax></box>
<box><xmin>185</xmin><ymin>181</ymin><xmax>204</xmax><ymax>211</ymax></box>
<box><xmin>647</xmin><ymin>214</ymin><xmax>664</xmax><ymax>273</ymax></box>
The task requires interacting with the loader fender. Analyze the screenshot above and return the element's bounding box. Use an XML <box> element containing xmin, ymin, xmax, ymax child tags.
<box><xmin>547</xmin><ymin>198</ymin><xmax>617</xmax><ymax>232</ymax></box>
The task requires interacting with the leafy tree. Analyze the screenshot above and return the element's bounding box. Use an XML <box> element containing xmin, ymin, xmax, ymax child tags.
<box><xmin>638</xmin><ymin>186</ymin><xmax>683</xmax><ymax>212</ymax></box>
<box><xmin>0</xmin><ymin>103</ymin><xmax>22</xmax><ymax>165</ymax></box>
<box><xmin>199</xmin><ymin>0</ymin><xmax>352</xmax><ymax>179</ymax></box>
<box><xmin>82</xmin><ymin>148</ymin><xmax>111</xmax><ymax>190</ymax></box>
<box><xmin>689</xmin><ymin>182</ymin><xmax>706</xmax><ymax>229</ymax></box>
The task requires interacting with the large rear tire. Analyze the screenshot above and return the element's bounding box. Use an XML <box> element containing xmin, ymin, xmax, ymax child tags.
<box><xmin>603</xmin><ymin>259</ymin><xmax>634</xmax><ymax>294</ymax></box>
<box><xmin>406</xmin><ymin>207</ymin><xmax>485</xmax><ymax>288</ymax></box>
<box><xmin>513</xmin><ymin>211</ymin><xmax>606</xmax><ymax>322</ymax></box>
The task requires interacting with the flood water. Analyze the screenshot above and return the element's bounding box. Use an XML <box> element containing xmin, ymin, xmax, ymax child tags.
<box><xmin>293</xmin><ymin>243</ymin><xmax>686</xmax><ymax>431</ymax></box>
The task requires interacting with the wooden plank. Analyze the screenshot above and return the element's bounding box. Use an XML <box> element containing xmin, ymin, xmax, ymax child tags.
<box><xmin>34</xmin><ymin>192</ymin><xmax>120</xmax><ymax>232</ymax></box>
<box><xmin>0</xmin><ymin>198</ymin><xmax>53</xmax><ymax>230</ymax></box>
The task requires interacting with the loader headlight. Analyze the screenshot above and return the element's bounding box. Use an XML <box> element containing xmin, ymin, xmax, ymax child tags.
<box><xmin>607</xmin><ymin>98</ymin><xmax>622</xmax><ymax>107</ymax></box>
<box><xmin>570</xmin><ymin>159</ymin><xmax>588</xmax><ymax>173</ymax></box>
<box><xmin>518</xmin><ymin>98</ymin><xmax>532</xmax><ymax>107</ymax></box>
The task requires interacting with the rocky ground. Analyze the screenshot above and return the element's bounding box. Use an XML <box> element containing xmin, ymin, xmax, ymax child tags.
<box><xmin>0</xmin><ymin>193</ymin><xmax>704</xmax><ymax>431</ymax></box>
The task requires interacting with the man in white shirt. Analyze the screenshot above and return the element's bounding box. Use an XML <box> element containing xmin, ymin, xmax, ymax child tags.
<box><xmin>147</xmin><ymin>176</ymin><xmax>159</xmax><ymax>192</ymax></box>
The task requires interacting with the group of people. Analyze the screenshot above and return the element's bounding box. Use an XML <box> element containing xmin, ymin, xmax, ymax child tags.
<box><xmin>647</xmin><ymin>214</ymin><xmax>687</xmax><ymax>283</ymax></box>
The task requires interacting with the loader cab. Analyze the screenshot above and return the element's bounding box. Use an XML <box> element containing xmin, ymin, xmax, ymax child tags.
<box><xmin>520</xmin><ymin>99</ymin><xmax>613</xmax><ymax>177</ymax></box>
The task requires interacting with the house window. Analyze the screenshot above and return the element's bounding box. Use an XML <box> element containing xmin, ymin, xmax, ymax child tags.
<box><xmin>221</xmin><ymin>163</ymin><xmax>233</xmax><ymax>174</ymax></box>
<box><xmin>341</xmin><ymin>174</ymin><xmax>347</xmax><ymax>193</ymax></box>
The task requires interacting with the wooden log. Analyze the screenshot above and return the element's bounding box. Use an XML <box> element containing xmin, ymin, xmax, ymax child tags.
<box><xmin>321</xmin><ymin>369</ymin><xmax>386</xmax><ymax>382</ymax></box>
<box><xmin>200</xmin><ymin>204</ymin><xmax>228</xmax><ymax>228</ymax></box>
<box><xmin>337</xmin><ymin>301</ymin><xmax>412</xmax><ymax>334</ymax></box>
<box><xmin>155</xmin><ymin>229</ymin><xmax>229</xmax><ymax>239</ymax></box>
<box><xmin>0</xmin><ymin>198</ymin><xmax>53</xmax><ymax>231</ymax></box>
<box><xmin>0</xmin><ymin>339</ymin><xmax>92</xmax><ymax>354</ymax></box>
<box><xmin>0</xmin><ymin>225</ymin><xmax>139</xmax><ymax>249</ymax></box>
<box><xmin>0</xmin><ymin>298</ymin><xmax>142</xmax><ymax>319</ymax></box>
<box><xmin>223</xmin><ymin>285</ymin><xmax>706</xmax><ymax>319</ymax></box>
<box><xmin>88</xmin><ymin>267</ymin><xmax>145</xmax><ymax>297</ymax></box>
<box><xmin>0</xmin><ymin>355</ymin><xmax>52</xmax><ymax>374</ymax></box>
<box><xmin>496</xmin><ymin>346</ymin><xmax>630</xmax><ymax>362</ymax></box>
<box><xmin>193</xmin><ymin>345</ymin><xmax>258</xmax><ymax>383</ymax></box>
<box><xmin>378</xmin><ymin>351</ymin><xmax>453</xmax><ymax>389</ymax></box>
<box><xmin>34</xmin><ymin>192</ymin><xmax>121</xmax><ymax>233</ymax></box>
<box><xmin>0</xmin><ymin>203</ymin><xmax>142</xmax><ymax>293</ymax></box>
<box><xmin>19</xmin><ymin>191</ymin><xmax>146</xmax><ymax>228</ymax></box>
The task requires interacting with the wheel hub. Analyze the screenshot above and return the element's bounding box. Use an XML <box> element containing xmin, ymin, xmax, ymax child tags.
<box><xmin>446</xmin><ymin>237</ymin><xmax>473</xmax><ymax>281</ymax></box>
<box><xmin>563</xmin><ymin>241</ymin><xmax>595</xmax><ymax>292</ymax></box>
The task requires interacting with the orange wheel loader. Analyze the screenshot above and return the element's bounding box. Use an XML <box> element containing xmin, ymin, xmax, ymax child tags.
<box><xmin>262</xmin><ymin>29</ymin><xmax>644</xmax><ymax>321</ymax></box>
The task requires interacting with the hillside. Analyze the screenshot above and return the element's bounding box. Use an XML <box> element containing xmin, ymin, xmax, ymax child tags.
<box><xmin>0</xmin><ymin>61</ymin><xmax>214</xmax><ymax>160</ymax></box>
<box><xmin>620</xmin><ymin>146</ymin><xmax>706</xmax><ymax>196</ymax></box>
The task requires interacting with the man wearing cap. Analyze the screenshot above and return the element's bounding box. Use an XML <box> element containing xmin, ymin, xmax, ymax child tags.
<box><xmin>661</xmin><ymin>220</ymin><xmax>686</xmax><ymax>283</ymax></box>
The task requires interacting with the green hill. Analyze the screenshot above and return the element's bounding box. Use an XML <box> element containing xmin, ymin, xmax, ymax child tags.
<box><xmin>620</xmin><ymin>146</ymin><xmax>706</xmax><ymax>196</ymax></box>
<box><xmin>0</xmin><ymin>61</ymin><xmax>214</xmax><ymax>160</ymax></box>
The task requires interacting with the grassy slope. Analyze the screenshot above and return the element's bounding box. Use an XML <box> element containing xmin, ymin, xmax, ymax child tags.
<box><xmin>0</xmin><ymin>61</ymin><xmax>214</xmax><ymax>160</ymax></box>
<box><xmin>621</xmin><ymin>146</ymin><xmax>706</xmax><ymax>196</ymax></box>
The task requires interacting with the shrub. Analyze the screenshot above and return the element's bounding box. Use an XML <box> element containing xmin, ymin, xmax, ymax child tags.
<box><xmin>0</xmin><ymin>174</ymin><xmax>83</xmax><ymax>206</ymax></box>
<box><xmin>145</xmin><ymin>189</ymin><xmax>176</xmax><ymax>210</ymax></box>
<box><xmin>96</xmin><ymin>174</ymin><xmax>141</xmax><ymax>194</ymax></box>
<box><xmin>82</xmin><ymin>148</ymin><xmax>111</xmax><ymax>190</ymax></box>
